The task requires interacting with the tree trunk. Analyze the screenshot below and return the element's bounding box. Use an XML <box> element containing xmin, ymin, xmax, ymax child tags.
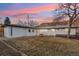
<box><xmin>67</xmin><ymin>25</ymin><xmax>71</xmax><ymax>38</ymax></box>
<box><xmin>67</xmin><ymin>18</ymin><xmax>72</xmax><ymax>38</ymax></box>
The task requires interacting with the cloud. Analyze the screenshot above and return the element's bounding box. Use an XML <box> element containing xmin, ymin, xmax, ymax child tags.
<box><xmin>0</xmin><ymin>4</ymin><xmax>59</xmax><ymax>16</ymax></box>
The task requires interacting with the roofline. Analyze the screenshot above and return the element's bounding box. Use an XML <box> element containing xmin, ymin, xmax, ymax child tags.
<box><xmin>1</xmin><ymin>24</ymin><xmax>34</xmax><ymax>28</ymax></box>
<box><xmin>36</xmin><ymin>27</ymin><xmax>79</xmax><ymax>29</ymax></box>
<box><xmin>1</xmin><ymin>24</ymin><xmax>79</xmax><ymax>29</ymax></box>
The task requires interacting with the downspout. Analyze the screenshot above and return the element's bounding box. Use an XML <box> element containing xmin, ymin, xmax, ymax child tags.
<box><xmin>11</xmin><ymin>26</ymin><xmax>12</xmax><ymax>36</ymax></box>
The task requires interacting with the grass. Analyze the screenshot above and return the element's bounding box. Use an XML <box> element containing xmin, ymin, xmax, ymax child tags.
<box><xmin>4</xmin><ymin>36</ymin><xmax>79</xmax><ymax>56</ymax></box>
<box><xmin>0</xmin><ymin>41</ymin><xmax>21</xmax><ymax>56</ymax></box>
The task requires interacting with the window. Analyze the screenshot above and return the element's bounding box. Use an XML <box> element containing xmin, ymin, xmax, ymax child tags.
<box><xmin>32</xmin><ymin>29</ymin><xmax>34</xmax><ymax>32</ymax></box>
<box><xmin>28</xmin><ymin>29</ymin><xmax>31</xmax><ymax>32</ymax></box>
<box><xmin>28</xmin><ymin>29</ymin><xmax>35</xmax><ymax>32</ymax></box>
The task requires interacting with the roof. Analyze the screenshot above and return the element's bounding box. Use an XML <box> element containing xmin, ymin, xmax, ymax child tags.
<box><xmin>1</xmin><ymin>24</ymin><xmax>79</xmax><ymax>29</ymax></box>
<box><xmin>37</xmin><ymin>26</ymin><xmax>79</xmax><ymax>29</ymax></box>
<box><xmin>2</xmin><ymin>24</ymin><xmax>34</xmax><ymax>28</ymax></box>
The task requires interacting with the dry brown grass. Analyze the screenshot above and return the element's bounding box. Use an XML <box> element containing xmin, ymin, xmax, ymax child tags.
<box><xmin>4</xmin><ymin>36</ymin><xmax>79</xmax><ymax>56</ymax></box>
<box><xmin>0</xmin><ymin>41</ymin><xmax>21</xmax><ymax>56</ymax></box>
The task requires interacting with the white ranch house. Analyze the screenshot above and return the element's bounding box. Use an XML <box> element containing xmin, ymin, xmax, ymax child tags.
<box><xmin>1</xmin><ymin>24</ymin><xmax>79</xmax><ymax>38</ymax></box>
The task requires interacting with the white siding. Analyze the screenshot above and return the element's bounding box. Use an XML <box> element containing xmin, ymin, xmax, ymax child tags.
<box><xmin>55</xmin><ymin>29</ymin><xmax>76</xmax><ymax>35</ymax></box>
<box><xmin>4</xmin><ymin>27</ymin><xmax>11</xmax><ymax>37</ymax></box>
<box><xmin>37</xmin><ymin>29</ymin><xmax>56</xmax><ymax>36</ymax></box>
<box><xmin>4</xmin><ymin>27</ymin><xmax>37</xmax><ymax>38</ymax></box>
<box><xmin>37</xmin><ymin>29</ymin><xmax>76</xmax><ymax>36</ymax></box>
<box><xmin>4</xmin><ymin>26</ymin><xmax>76</xmax><ymax>38</ymax></box>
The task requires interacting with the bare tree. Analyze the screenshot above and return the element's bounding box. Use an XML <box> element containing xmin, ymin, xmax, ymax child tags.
<box><xmin>27</xmin><ymin>14</ymin><xmax>38</xmax><ymax>26</ymax></box>
<box><xmin>29</xmin><ymin>20</ymin><xmax>38</xmax><ymax>27</ymax></box>
<box><xmin>57</xmin><ymin>3</ymin><xmax>79</xmax><ymax>38</ymax></box>
<box><xmin>53</xmin><ymin>15</ymin><xmax>66</xmax><ymax>26</ymax></box>
<box><xmin>17</xmin><ymin>20</ymin><xmax>25</xmax><ymax>26</ymax></box>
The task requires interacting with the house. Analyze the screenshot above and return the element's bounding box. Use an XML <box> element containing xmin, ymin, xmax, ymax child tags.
<box><xmin>0</xmin><ymin>24</ymin><xmax>78</xmax><ymax>38</ymax></box>
<box><xmin>0</xmin><ymin>18</ymin><xmax>78</xmax><ymax>38</ymax></box>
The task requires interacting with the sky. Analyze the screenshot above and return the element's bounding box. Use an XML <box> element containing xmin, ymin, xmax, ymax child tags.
<box><xmin>0</xmin><ymin>3</ymin><xmax>59</xmax><ymax>24</ymax></box>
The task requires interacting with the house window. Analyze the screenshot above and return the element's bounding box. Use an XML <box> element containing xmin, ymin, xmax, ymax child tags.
<box><xmin>32</xmin><ymin>29</ymin><xmax>34</xmax><ymax>32</ymax></box>
<box><xmin>28</xmin><ymin>29</ymin><xmax>35</xmax><ymax>32</ymax></box>
<box><xmin>28</xmin><ymin>29</ymin><xmax>31</xmax><ymax>32</ymax></box>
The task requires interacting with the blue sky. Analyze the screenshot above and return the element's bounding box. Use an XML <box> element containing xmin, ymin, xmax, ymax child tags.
<box><xmin>0</xmin><ymin>3</ymin><xmax>53</xmax><ymax>11</ymax></box>
<box><xmin>0</xmin><ymin>3</ymin><xmax>58</xmax><ymax>16</ymax></box>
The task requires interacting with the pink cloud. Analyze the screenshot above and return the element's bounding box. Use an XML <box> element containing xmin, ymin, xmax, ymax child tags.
<box><xmin>0</xmin><ymin>4</ymin><xmax>59</xmax><ymax>16</ymax></box>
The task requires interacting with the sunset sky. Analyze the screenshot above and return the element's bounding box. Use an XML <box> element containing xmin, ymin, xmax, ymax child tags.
<box><xmin>0</xmin><ymin>3</ymin><xmax>59</xmax><ymax>24</ymax></box>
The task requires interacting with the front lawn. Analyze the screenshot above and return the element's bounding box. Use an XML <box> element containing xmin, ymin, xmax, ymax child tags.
<box><xmin>4</xmin><ymin>36</ymin><xmax>79</xmax><ymax>56</ymax></box>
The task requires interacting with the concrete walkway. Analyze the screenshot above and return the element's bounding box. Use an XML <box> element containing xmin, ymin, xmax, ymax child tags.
<box><xmin>0</xmin><ymin>37</ymin><xmax>27</xmax><ymax>56</ymax></box>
